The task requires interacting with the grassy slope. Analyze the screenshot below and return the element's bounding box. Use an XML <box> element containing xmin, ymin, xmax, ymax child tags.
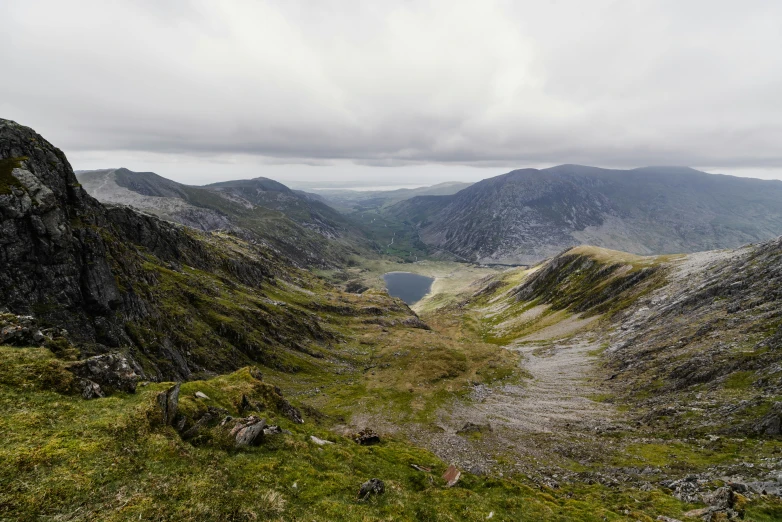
<box><xmin>410</xmin><ymin>248</ymin><xmax>782</xmax><ymax>521</ymax></box>
<box><xmin>4</xmin><ymin>239</ymin><xmax>782</xmax><ymax>519</ymax></box>
<box><xmin>0</xmin><ymin>346</ymin><xmax>726</xmax><ymax>522</ymax></box>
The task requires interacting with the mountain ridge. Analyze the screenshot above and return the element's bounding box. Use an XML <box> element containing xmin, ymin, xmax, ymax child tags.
<box><xmin>388</xmin><ymin>164</ymin><xmax>782</xmax><ymax>264</ymax></box>
<box><xmin>77</xmin><ymin>167</ymin><xmax>379</xmax><ymax>267</ymax></box>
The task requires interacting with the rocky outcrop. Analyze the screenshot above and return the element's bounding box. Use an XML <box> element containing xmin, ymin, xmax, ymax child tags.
<box><xmin>67</xmin><ymin>352</ymin><xmax>141</xmax><ymax>396</ymax></box>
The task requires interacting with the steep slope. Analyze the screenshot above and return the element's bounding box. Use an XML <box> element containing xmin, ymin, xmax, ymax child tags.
<box><xmin>0</xmin><ymin>119</ymin><xmax>427</xmax><ymax>381</ymax></box>
<box><xmin>460</xmin><ymin>240</ymin><xmax>782</xmax><ymax>437</ymax></box>
<box><xmin>388</xmin><ymin>165</ymin><xmax>782</xmax><ymax>264</ymax></box>
<box><xmin>77</xmin><ymin>168</ymin><xmax>377</xmax><ymax>267</ymax></box>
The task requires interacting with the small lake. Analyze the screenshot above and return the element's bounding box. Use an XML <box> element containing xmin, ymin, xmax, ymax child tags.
<box><xmin>383</xmin><ymin>272</ymin><xmax>434</xmax><ymax>305</ymax></box>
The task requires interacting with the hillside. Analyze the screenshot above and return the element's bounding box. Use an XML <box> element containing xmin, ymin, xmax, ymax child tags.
<box><xmin>77</xmin><ymin>168</ymin><xmax>377</xmax><ymax>268</ymax></box>
<box><xmin>309</xmin><ymin>181</ymin><xmax>474</xmax><ymax>213</ymax></box>
<box><xmin>388</xmin><ymin>165</ymin><xmax>782</xmax><ymax>264</ymax></box>
<box><xmin>3</xmin><ymin>118</ymin><xmax>782</xmax><ymax>520</ymax></box>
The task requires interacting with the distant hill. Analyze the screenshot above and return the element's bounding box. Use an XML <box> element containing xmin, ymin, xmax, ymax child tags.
<box><xmin>387</xmin><ymin>165</ymin><xmax>782</xmax><ymax>264</ymax></box>
<box><xmin>77</xmin><ymin>168</ymin><xmax>377</xmax><ymax>267</ymax></box>
<box><xmin>310</xmin><ymin>181</ymin><xmax>473</xmax><ymax>213</ymax></box>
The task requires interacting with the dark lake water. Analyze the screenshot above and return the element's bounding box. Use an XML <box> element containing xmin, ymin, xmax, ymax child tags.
<box><xmin>383</xmin><ymin>272</ymin><xmax>434</xmax><ymax>305</ymax></box>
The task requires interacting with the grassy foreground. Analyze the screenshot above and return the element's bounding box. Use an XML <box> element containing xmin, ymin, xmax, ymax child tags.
<box><xmin>0</xmin><ymin>345</ymin><xmax>740</xmax><ymax>522</ymax></box>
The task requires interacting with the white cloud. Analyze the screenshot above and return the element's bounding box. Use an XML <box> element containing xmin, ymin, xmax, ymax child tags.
<box><xmin>1</xmin><ymin>0</ymin><xmax>781</xmax><ymax>181</ymax></box>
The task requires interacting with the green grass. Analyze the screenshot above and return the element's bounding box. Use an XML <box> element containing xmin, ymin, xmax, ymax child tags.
<box><xmin>725</xmin><ymin>370</ymin><xmax>755</xmax><ymax>390</ymax></box>
<box><xmin>0</xmin><ymin>345</ymin><xmax>724</xmax><ymax>522</ymax></box>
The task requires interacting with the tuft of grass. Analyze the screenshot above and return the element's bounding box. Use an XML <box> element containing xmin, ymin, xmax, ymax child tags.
<box><xmin>725</xmin><ymin>370</ymin><xmax>755</xmax><ymax>390</ymax></box>
<box><xmin>0</xmin><ymin>156</ymin><xmax>27</xmax><ymax>195</ymax></box>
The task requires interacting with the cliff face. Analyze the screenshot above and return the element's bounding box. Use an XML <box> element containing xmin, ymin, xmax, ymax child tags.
<box><xmin>0</xmin><ymin>119</ymin><xmax>125</xmax><ymax>337</ymax></box>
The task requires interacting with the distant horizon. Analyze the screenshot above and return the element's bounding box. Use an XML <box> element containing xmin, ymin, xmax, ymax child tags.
<box><xmin>72</xmin><ymin>161</ymin><xmax>782</xmax><ymax>189</ymax></box>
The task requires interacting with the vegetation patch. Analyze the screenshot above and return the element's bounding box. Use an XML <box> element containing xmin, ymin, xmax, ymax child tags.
<box><xmin>0</xmin><ymin>156</ymin><xmax>27</xmax><ymax>194</ymax></box>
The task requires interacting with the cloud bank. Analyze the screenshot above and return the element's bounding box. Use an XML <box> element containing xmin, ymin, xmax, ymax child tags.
<box><xmin>1</xmin><ymin>0</ymin><xmax>781</xmax><ymax>181</ymax></box>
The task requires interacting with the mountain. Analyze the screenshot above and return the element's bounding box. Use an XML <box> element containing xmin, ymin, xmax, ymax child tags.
<box><xmin>0</xmin><ymin>119</ymin><xmax>432</xmax><ymax>381</ymax></box>
<box><xmin>388</xmin><ymin>165</ymin><xmax>782</xmax><ymax>264</ymax></box>
<box><xmin>77</xmin><ymin>168</ymin><xmax>377</xmax><ymax>267</ymax></box>
<box><xmin>308</xmin><ymin>181</ymin><xmax>474</xmax><ymax>213</ymax></box>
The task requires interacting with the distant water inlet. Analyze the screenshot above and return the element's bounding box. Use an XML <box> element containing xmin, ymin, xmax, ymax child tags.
<box><xmin>383</xmin><ymin>272</ymin><xmax>434</xmax><ymax>305</ymax></box>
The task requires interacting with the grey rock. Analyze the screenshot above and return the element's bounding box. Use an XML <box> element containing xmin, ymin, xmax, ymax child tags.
<box><xmin>157</xmin><ymin>383</ymin><xmax>181</xmax><ymax>426</ymax></box>
<box><xmin>358</xmin><ymin>478</ymin><xmax>385</xmax><ymax>500</ymax></box>
<box><xmin>79</xmin><ymin>378</ymin><xmax>104</xmax><ymax>400</ymax></box>
<box><xmin>701</xmin><ymin>487</ymin><xmax>733</xmax><ymax>509</ymax></box>
<box><xmin>456</xmin><ymin>422</ymin><xmax>492</xmax><ymax>435</ymax></box>
<box><xmin>753</xmin><ymin>403</ymin><xmax>782</xmax><ymax>436</ymax></box>
<box><xmin>226</xmin><ymin>416</ymin><xmax>266</xmax><ymax>447</ymax></box>
<box><xmin>68</xmin><ymin>353</ymin><xmax>140</xmax><ymax>394</ymax></box>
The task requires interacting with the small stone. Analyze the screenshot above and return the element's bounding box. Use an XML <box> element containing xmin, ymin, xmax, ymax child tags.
<box><xmin>310</xmin><ymin>435</ymin><xmax>333</xmax><ymax>446</ymax></box>
<box><xmin>194</xmin><ymin>391</ymin><xmax>210</xmax><ymax>400</ymax></box>
<box><xmin>79</xmin><ymin>378</ymin><xmax>104</xmax><ymax>400</ymax></box>
<box><xmin>456</xmin><ymin>422</ymin><xmax>492</xmax><ymax>435</ymax></box>
<box><xmin>358</xmin><ymin>478</ymin><xmax>385</xmax><ymax>500</ymax></box>
<box><xmin>353</xmin><ymin>429</ymin><xmax>380</xmax><ymax>445</ymax></box>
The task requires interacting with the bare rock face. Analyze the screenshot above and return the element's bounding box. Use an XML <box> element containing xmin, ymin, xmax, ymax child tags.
<box><xmin>0</xmin><ymin>119</ymin><xmax>124</xmax><ymax>342</ymax></box>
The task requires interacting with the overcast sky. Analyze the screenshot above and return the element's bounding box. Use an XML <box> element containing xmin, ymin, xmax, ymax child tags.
<box><xmin>2</xmin><ymin>0</ymin><xmax>781</xmax><ymax>185</ymax></box>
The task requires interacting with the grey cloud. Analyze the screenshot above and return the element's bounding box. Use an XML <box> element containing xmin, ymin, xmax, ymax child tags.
<box><xmin>1</xmin><ymin>0</ymin><xmax>781</xmax><ymax>180</ymax></box>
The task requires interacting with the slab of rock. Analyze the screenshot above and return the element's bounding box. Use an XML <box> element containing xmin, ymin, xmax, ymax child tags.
<box><xmin>157</xmin><ymin>383</ymin><xmax>181</xmax><ymax>426</ymax></box>
<box><xmin>230</xmin><ymin>416</ymin><xmax>267</xmax><ymax>447</ymax></box>
<box><xmin>68</xmin><ymin>352</ymin><xmax>140</xmax><ymax>394</ymax></box>
<box><xmin>358</xmin><ymin>478</ymin><xmax>385</xmax><ymax>500</ymax></box>
<box><xmin>443</xmin><ymin>464</ymin><xmax>461</xmax><ymax>487</ymax></box>
<box><xmin>310</xmin><ymin>435</ymin><xmax>333</xmax><ymax>446</ymax></box>
<box><xmin>753</xmin><ymin>403</ymin><xmax>782</xmax><ymax>436</ymax></box>
<box><xmin>79</xmin><ymin>378</ymin><xmax>104</xmax><ymax>399</ymax></box>
<box><xmin>702</xmin><ymin>487</ymin><xmax>733</xmax><ymax>510</ymax></box>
